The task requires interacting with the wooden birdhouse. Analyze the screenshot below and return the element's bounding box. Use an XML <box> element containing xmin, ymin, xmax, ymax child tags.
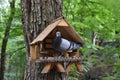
<box><xmin>30</xmin><ymin>17</ymin><xmax>84</xmax><ymax>73</ymax></box>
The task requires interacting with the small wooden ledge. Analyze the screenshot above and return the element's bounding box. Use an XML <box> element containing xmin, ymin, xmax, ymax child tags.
<box><xmin>35</xmin><ymin>57</ymin><xmax>84</xmax><ymax>63</ymax></box>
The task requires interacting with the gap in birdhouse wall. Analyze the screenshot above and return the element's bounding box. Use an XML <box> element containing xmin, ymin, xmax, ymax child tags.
<box><xmin>56</xmin><ymin>26</ymin><xmax>72</xmax><ymax>41</ymax></box>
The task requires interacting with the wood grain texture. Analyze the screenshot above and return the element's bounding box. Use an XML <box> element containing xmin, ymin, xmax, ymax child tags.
<box><xmin>66</xmin><ymin>63</ymin><xmax>73</xmax><ymax>72</ymax></box>
<box><xmin>75</xmin><ymin>62</ymin><xmax>83</xmax><ymax>72</ymax></box>
<box><xmin>30</xmin><ymin>45</ymin><xmax>36</xmax><ymax>60</ymax></box>
<box><xmin>31</xmin><ymin>18</ymin><xmax>84</xmax><ymax>45</ymax></box>
<box><xmin>41</xmin><ymin>63</ymin><xmax>52</xmax><ymax>73</ymax></box>
<box><xmin>57</xmin><ymin>19</ymin><xmax>69</xmax><ymax>26</ymax></box>
<box><xmin>55</xmin><ymin>63</ymin><xmax>65</xmax><ymax>72</ymax></box>
<box><xmin>31</xmin><ymin>19</ymin><xmax>62</xmax><ymax>45</ymax></box>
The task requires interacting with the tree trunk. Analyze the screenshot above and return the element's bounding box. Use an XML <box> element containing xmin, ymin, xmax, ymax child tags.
<box><xmin>0</xmin><ymin>0</ymin><xmax>15</xmax><ymax>80</ymax></box>
<box><xmin>21</xmin><ymin>0</ymin><xmax>68</xmax><ymax>80</ymax></box>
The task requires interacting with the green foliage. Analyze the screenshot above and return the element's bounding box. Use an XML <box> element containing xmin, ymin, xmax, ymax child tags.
<box><xmin>63</xmin><ymin>0</ymin><xmax>120</xmax><ymax>79</ymax></box>
<box><xmin>0</xmin><ymin>0</ymin><xmax>120</xmax><ymax>80</ymax></box>
<box><xmin>0</xmin><ymin>0</ymin><xmax>25</xmax><ymax>80</ymax></box>
<box><xmin>69</xmin><ymin>77</ymin><xmax>78</xmax><ymax>80</ymax></box>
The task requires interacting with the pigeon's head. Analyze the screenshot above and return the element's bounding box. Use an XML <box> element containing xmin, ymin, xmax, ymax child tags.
<box><xmin>56</xmin><ymin>32</ymin><xmax>61</xmax><ymax>37</ymax></box>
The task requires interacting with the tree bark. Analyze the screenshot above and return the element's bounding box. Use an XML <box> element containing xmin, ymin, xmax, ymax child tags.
<box><xmin>21</xmin><ymin>0</ymin><xmax>68</xmax><ymax>80</ymax></box>
<box><xmin>0</xmin><ymin>0</ymin><xmax>15</xmax><ymax>80</ymax></box>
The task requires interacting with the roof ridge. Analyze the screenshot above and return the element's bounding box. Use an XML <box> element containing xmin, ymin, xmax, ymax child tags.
<box><xmin>49</xmin><ymin>16</ymin><xmax>65</xmax><ymax>24</ymax></box>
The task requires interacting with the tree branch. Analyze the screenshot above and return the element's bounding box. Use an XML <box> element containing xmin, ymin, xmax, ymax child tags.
<box><xmin>0</xmin><ymin>0</ymin><xmax>15</xmax><ymax>80</ymax></box>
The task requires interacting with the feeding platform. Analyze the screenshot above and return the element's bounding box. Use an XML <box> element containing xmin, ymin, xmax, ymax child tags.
<box><xmin>30</xmin><ymin>17</ymin><xmax>84</xmax><ymax>73</ymax></box>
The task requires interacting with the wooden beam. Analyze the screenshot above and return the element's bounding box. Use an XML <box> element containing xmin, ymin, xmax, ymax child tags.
<box><xmin>57</xmin><ymin>20</ymin><xmax>69</xmax><ymax>26</ymax></box>
<box><xmin>45</xmin><ymin>39</ymin><xmax>53</xmax><ymax>43</ymax></box>
<box><xmin>55</xmin><ymin>63</ymin><xmax>65</xmax><ymax>72</ymax></box>
<box><xmin>45</xmin><ymin>44</ymin><xmax>53</xmax><ymax>49</ymax></box>
<box><xmin>75</xmin><ymin>62</ymin><xmax>83</xmax><ymax>72</ymax></box>
<box><xmin>66</xmin><ymin>63</ymin><xmax>73</xmax><ymax>72</ymax></box>
<box><xmin>64</xmin><ymin>51</ymin><xmax>69</xmax><ymax>57</ymax></box>
<box><xmin>30</xmin><ymin>45</ymin><xmax>36</xmax><ymax>61</ymax></box>
<box><xmin>31</xmin><ymin>19</ymin><xmax>61</xmax><ymax>45</ymax></box>
<box><xmin>41</xmin><ymin>63</ymin><xmax>52</xmax><ymax>73</ymax></box>
<box><xmin>69</xmin><ymin>49</ymin><xmax>80</xmax><ymax>57</ymax></box>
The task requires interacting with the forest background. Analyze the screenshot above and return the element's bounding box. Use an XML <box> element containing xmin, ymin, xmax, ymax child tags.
<box><xmin>0</xmin><ymin>0</ymin><xmax>120</xmax><ymax>80</ymax></box>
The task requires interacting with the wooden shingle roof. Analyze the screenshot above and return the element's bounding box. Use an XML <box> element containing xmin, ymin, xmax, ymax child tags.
<box><xmin>31</xmin><ymin>18</ymin><xmax>84</xmax><ymax>45</ymax></box>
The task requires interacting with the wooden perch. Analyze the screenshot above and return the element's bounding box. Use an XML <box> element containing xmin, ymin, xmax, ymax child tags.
<box><xmin>35</xmin><ymin>57</ymin><xmax>84</xmax><ymax>63</ymax></box>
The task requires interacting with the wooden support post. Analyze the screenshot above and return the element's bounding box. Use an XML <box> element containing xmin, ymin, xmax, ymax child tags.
<box><xmin>75</xmin><ymin>62</ymin><xmax>83</xmax><ymax>72</ymax></box>
<box><xmin>41</xmin><ymin>63</ymin><xmax>52</xmax><ymax>73</ymax></box>
<box><xmin>30</xmin><ymin>45</ymin><xmax>36</xmax><ymax>61</ymax></box>
<box><xmin>69</xmin><ymin>50</ymin><xmax>79</xmax><ymax>57</ymax></box>
<box><xmin>66</xmin><ymin>63</ymin><xmax>73</xmax><ymax>72</ymax></box>
<box><xmin>66</xmin><ymin>62</ymin><xmax>83</xmax><ymax>72</ymax></box>
<box><xmin>64</xmin><ymin>51</ymin><xmax>69</xmax><ymax>57</ymax></box>
<box><xmin>66</xmin><ymin>49</ymin><xmax>83</xmax><ymax>72</ymax></box>
<box><xmin>55</xmin><ymin>63</ymin><xmax>65</xmax><ymax>72</ymax></box>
